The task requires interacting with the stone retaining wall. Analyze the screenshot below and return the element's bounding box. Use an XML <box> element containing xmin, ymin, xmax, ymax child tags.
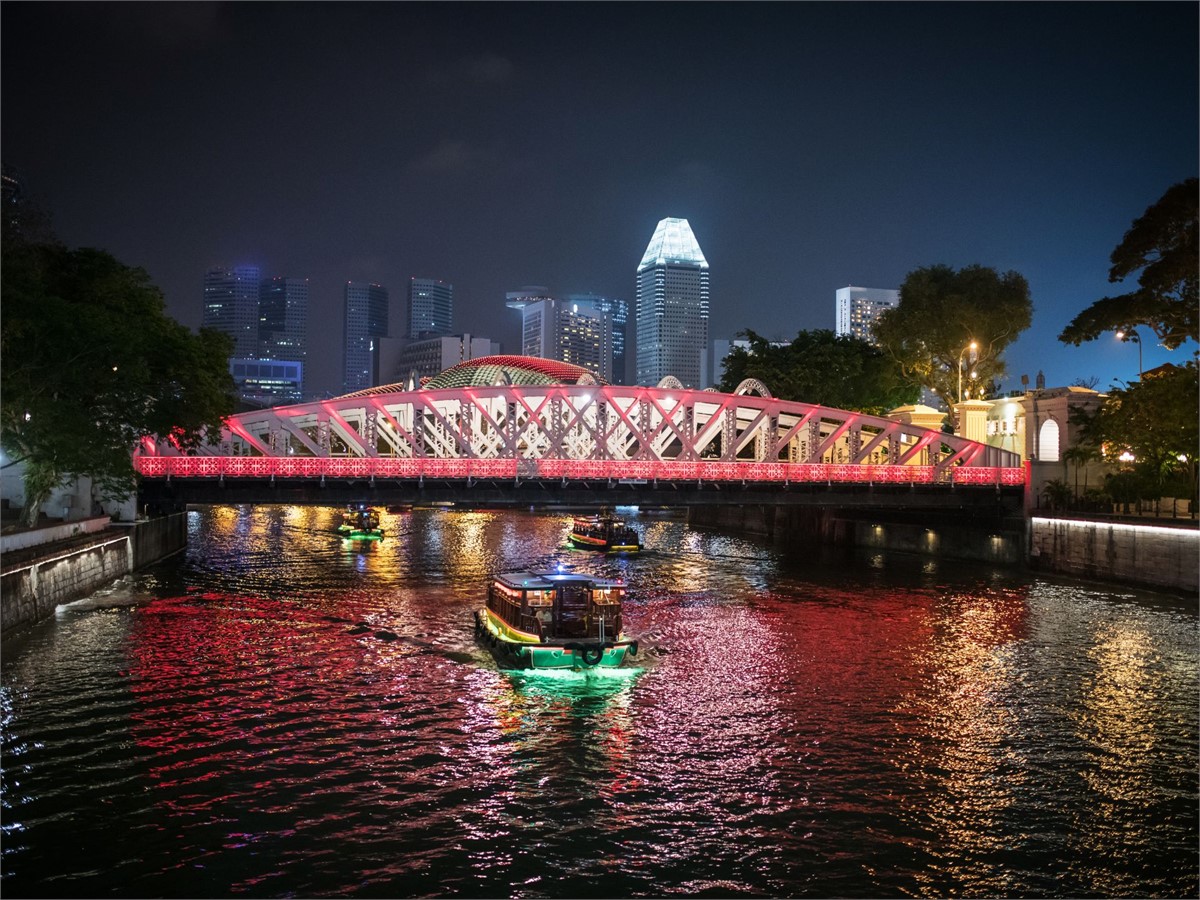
<box><xmin>1029</xmin><ymin>516</ymin><xmax>1198</xmax><ymax>593</ymax></box>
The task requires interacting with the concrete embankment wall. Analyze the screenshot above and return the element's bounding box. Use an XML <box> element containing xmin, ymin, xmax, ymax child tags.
<box><xmin>1</xmin><ymin>512</ymin><xmax>188</xmax><ymax>634</ymax></box>
<box><xmin>1</xmin><ymin>535</ymin><xmax>132</xmax><ymax>633</ymax></box>
<box><xmin>111</xmin><ymin>512</ymin><xmax>188</xmax><ymax>571</ymax></box>
<box><xmin>686</xmin><ymin>504</ymin><xmax>1025</xmax><ymax>566</ymax></box>
<box><xmin>1029</xmin><ymin>515</ymin><xmax>1198</xmax><ymax>593</ymax></box>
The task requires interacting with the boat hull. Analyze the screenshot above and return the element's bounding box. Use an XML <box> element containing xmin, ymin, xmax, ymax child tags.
<box><xmin>567</xmin><ymin>534</ymin><xmax>640</xmax><ymax>553</ymax></box>
<box><xmin>474</xmin><ymin>609</ymin><xmax>636</xmax><ymax>670</ymax></box>
<box><xmin>337</xmin><ymin>527</ymin><xmax>384</xmax><ymax>540</ymax></box>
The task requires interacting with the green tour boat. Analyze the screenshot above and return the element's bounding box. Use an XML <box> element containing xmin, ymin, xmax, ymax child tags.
<box><xmin>475</xmin><ymin>566</ymin><xmax>639</xmax><ymax>670</ymax></box>
<box><xmin>336</xmin><ymin>504</ymin><xmax>385</xmax><ymax>540</ymax></box>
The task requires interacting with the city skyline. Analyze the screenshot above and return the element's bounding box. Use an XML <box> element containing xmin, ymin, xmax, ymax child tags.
<box><xmin>2</xmin><ymin>2</ymin><xmax>1196</xmax><ymax>398</ymax></box>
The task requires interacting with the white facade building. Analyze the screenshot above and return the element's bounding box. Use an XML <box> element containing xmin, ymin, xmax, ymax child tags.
<box><xmin>834</xmin><ymin>286</ymin><xmax>899</xmax><ymax>345</ymax></box>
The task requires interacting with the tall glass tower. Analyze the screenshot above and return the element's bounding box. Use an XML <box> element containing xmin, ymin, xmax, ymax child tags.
<box><xmin>259</xmin><ymin>276</ymin><xmax>309</xmax><ymax>363</ymax></box>
<box><xmin>407</xmin><ymin>277</ymin><xmax>453</xmax><ymax>338</ymax></box>
<box><xmin>343</xmin><ymin>281</ymin><xmax>389</xmax><ymax>392</ymax></box>
<box><xmin>635</xmin><ymin>218</ymin><xmax>709</xmax><ymax>387</ymax></box>
<box><xmin>203</xmin><ymin>265</ymin><xmax>261</xmax><ymax>358</ymax></box>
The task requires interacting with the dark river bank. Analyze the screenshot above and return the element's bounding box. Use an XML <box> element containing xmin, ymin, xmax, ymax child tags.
<box><xmin>2</xmin><ymin>505</ymin><xmax>1196</xmax><ymax>898</ymax></box>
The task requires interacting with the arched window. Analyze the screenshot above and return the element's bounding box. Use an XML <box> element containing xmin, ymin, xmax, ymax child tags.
<box><xmin>1039</xmin><ymin>419</ymin><xmax>1060</xmax><ymax>462</ymax></box>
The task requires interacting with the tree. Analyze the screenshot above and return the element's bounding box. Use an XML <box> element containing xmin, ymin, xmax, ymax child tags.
<box><xmin>2</xmin><ymin>230</ymin><xmax>235</xmax><ymax>527</ymax></box>
<box><xmin>1041</xmin><ymin>478</ymin><xmax>1074</xmax><ymax>512</ymax></box>
<box><xmin>1072</xmin><ymin>362</ymin><xmax>1198</xmax><ymax>512</ymax></box>
<box><xmin>718</xmin><ymin>329</ymin><xmax>919</xmax><ymax>414</ymax></box>
<box><xmin>1062</xmin><ymin>443</ymin><xmax>1100</xmax><ymax>501</ymax></box>
<box><xmin>873</xmin><ymin>264</ymin><xmax>1033</xmax><ymax>418</ymax></box>
<box><xmin>1058</xmin><ymin>177</ymin><xmax>1198</xmax><ymax>350</ymax></box>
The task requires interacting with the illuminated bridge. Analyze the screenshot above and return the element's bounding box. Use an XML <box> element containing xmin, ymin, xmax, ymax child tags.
<box><xmin>136</xmin><ymin>355</ymin><xmax>1025</xmax><ymax>510</ymax></box>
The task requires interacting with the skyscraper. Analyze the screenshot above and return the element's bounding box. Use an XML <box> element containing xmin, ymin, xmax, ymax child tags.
<box><xmin>203</xmin><ymin>265</ymin><xmax>261</xmax><ymax>358</ymax></box>
<box><xmin>407</xmin><ymin>277</ymin><xmax>453</xmax><ymax>338</ymax></box>
<box><xmin>506</xmin><ymin>288</ymin><xmax>614</xmax><ymax>382</ymax></box>
<box><xmin>257</xmin><ymin>276</ymin><xmax>308</xmax><ymax>399</ymax></box>
<box><xmin>566</xmin><ymin>293</ymin><xmax>630</xmax><ymax>384</ymax></box>
<box><xmin>635</xmin><ymin>217</ymin><xmax>709</xmax><ymax>387</ymax></box>
<box><xmin>343</xmin><ymin>281</ymin><xmax>389</xmax><ymax>392</ymax></box>
<box><xmin>505</xmin><ymin>285</ymin><xmax>555</xmax><ymax>357</ymax></box>
<box><xmin>834</xmin><ymin>286</ymin><xmax>900</xmax><ymax>345</ymax></box>
<box><xmin>259</xmin><ymin>276</ymin><xmax>309</xmax><ymax>359</ymax></box>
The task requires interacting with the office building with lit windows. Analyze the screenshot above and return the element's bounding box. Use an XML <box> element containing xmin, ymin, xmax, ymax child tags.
<box><xmin>203</xmin><ymin>265</ymin><xmax>261</xmax><ymax>358</ymax></box>
<box><xmin>635</xmin><ymin>217</ymin><xmax>709</xmax><ymax>387</ymax></box>
<box><xmin>258</xmin><ymin>276</ymin><xmax>308</xmax><ymax>395</ymax></box>
<box><xmin>407</xmin><ymin>277</ymin><xmax>453</xmax><ymax>338</ymax></box>
<box><xmin>506</xmin><ymin>288</ymin><xmax>614</xmax><ymax>383</ymax></box>
<box><xmin>229</xmin><ymin>357</ymin><xmax>304</xmax><ymax>407</ymax></box>
<box><xmin>343</xmin><ymin>281</ymin><xmax>389</xmax><ymax>392</ymax></box>
<box><xmin>834</xmin><ymin>286</ymin><xmax>899</xmax><ymax>345</ymax></box>
<box><xmin>566</xmin><ymin>293</ymin><xmax>629</xmax><ymax>384</ymax></box>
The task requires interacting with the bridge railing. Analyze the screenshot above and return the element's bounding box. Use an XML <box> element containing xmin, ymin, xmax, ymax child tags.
<box><xmin>134</xmin><ymin>455</ymin><xmax>1025</xmax><ymax>486</ymax></box>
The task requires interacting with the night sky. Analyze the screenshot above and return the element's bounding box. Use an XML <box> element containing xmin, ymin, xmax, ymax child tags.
<box><xmin>3</xmin><ymin>2</ymin><xmax>1196</xmax><ymax>399</ymax></box>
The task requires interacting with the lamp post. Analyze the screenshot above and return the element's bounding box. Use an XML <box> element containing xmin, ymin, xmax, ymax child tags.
<box><xmin>1115</xmin><ymin>328</ymin><xmax>1143</xmax><ymax>377</ymax></box>
<box><xmin>957</xmin><ymin>340</ymin><xmax>978</xmax><ymax>404</ymax></box>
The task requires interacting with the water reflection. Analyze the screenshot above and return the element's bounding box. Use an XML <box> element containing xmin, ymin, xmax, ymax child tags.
<box><xmin>0</xmin><ymin>507</ymin><xmax>1195</xmax><ymax>899</ymax></box>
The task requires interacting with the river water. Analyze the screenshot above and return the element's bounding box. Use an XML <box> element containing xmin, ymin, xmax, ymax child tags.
<box><xmin>2</xmin><ymin>506</ymin><xmax>1196</xmax><ymax>898</ymax></box>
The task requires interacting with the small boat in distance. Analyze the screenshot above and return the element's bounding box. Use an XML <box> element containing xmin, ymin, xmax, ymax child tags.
<box><xmin>337</xmin><ymin>504</ymin><xmax>385</xmax><ymax>540</ymax></box>
<box><xmin>568</xmin><ymin>511</ymin><xmax>642</xmax><ymax>553</ymax></box>
<box><xmin>475</xmin><ymin>567</ymin><xmax>639</xmax><ymax>670</ymax></box>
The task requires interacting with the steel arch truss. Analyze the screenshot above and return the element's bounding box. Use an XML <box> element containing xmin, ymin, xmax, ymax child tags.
<box><xmin>136</xmin><ymin>384</ymin><xmax>1025</xmax><ymax>486</ymax></box>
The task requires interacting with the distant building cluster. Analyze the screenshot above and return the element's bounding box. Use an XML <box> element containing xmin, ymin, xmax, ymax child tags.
<box><xmin>204</xmin><ymin>265</ymin><xmax>308</xmax><ymax>406</ymax></box>
<box><xmin>506</xmin><ymin>288</ymin><xmax>628</xmax><ymax>385</ymax></box>
<box><xmin>203</xmin><ymin>266</ymin><xmax>397</xmax><ymax>404</ymax></box>
<box><xmin>202</xmin><ymin>216</ymin><xmax>920</xmax><ymax>406</ymax></box>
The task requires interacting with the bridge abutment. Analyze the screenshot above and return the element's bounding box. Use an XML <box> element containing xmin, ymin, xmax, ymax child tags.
<box><xmin>687</xmin><ymin>504</ymin><xmax>1026</xmax><ymax>566</ymax></box>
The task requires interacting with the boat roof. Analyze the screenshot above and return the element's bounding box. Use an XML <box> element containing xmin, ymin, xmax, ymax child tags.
<box><xmin>493</xmin><ymin>569</ymin><xmax>623</xmax><ymax>590</ymax></box>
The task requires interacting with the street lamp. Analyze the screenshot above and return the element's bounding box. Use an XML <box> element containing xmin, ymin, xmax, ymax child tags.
<box><xmin>1115</xmin><ymin>328</ymin><xmax>1143</xmax><ymax>377</ymax></box>
<box><xmin>957</xmin><ymin>340</ymin><xmax>978</xmax><ymax>404</ymax></box>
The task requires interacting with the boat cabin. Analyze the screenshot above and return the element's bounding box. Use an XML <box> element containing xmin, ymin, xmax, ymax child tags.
<box><xmin>338</xmin><ymin>505</ymin><xmax>383</xmax><ymax>537</ymax></box>
<box><xmin>487</xmin><ymin>570</ymin><xmax>625</xmax><ymax>642</ymax></box>
<box><xmin>569</xmin><ymin>514</ymin><xmax>641</xmax><ymax>551</ymax></box>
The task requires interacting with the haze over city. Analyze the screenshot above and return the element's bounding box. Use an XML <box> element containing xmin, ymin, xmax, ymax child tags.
<box><xmin>2</xmin><ymin>1</ymin><xmax>1196</xmax><ymax>398</ymax></box>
